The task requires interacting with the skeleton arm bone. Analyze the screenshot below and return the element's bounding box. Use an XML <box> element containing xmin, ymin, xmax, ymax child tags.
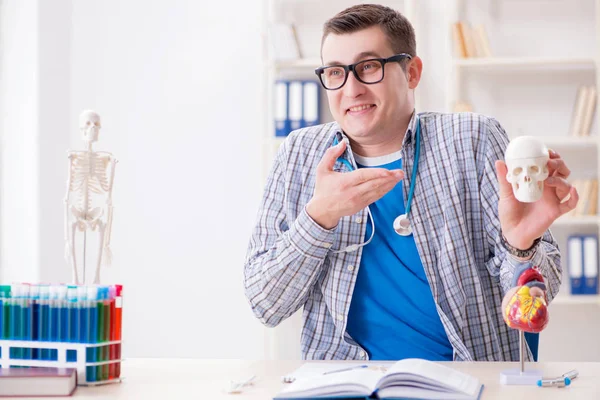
<box><xmin>64</xmin><ymin>151</ymin><xmax>79</xmax><ymax>284</ymax></box>
<box><xmin>102</xmin><ymin>156</ymin><xmax>118</xmax><ymax>266</ymax></box>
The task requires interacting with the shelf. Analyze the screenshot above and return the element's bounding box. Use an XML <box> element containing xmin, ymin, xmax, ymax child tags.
<box><xmin>453</xmin><ymin>57</ymin><xmax>596</xmax><ymax>70</ymax></box>
<box><xmin>273</xmin><ymin>58</ymin><xmax>322</xmax><ymax>70</ymax></box>
<box><xmin>552</xmin><ymin>294</ymin><xmax>600</xmax><ymax>305</ymax></box>
<box><xmin>553</xmin><ymin>215</ymin><xmax>599</xmax><ymax>226</ymax></box>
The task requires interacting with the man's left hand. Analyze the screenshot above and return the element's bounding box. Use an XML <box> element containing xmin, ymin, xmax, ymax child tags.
<box><xmin>495</xmin><ymin>149</ymin><xmax>579</xmax><ymax>250</ymax></box>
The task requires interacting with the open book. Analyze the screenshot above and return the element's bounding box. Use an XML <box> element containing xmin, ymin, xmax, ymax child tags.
<box><xmin>274</xmin><ymin>359</ymin><xmax>484</xmax><ymax>399</ymax></box>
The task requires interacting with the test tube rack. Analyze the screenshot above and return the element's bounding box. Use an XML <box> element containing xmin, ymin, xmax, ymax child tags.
<box><xmin>0</xmin><ymin>339</ymin><xmax>123</xmax><ymax>386</ymax></box>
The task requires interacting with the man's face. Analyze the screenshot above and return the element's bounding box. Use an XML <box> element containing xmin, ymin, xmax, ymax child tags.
<box><xmin>321</xmin><ymin>26</ymin><xmax>415</xmax><ymax>140</ymax></box>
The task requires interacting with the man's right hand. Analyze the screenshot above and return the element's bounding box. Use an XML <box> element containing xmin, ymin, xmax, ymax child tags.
<box><xmin>306</xmin><ymin>140</ymin><xmax>404</xmax><ymax>229</ymax></box>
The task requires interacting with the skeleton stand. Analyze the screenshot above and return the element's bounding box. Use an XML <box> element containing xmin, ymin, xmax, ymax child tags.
<box><xmin>499</xmin><ymin>330</ymin><xmax>542</xmax><ymax>385</ymax></box>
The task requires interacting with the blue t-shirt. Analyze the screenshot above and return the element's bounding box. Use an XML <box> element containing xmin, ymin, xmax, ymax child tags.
<box><xmin>346</xmin><ymin>152</ymin><xmax>453</xmax><ymax>361</ymax></box>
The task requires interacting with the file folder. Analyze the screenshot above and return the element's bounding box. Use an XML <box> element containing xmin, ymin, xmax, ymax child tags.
<box><xmin>567</xmin><ymin>235</ymin><xmax>584</xmax><ymax>295</ymax></box>
<box><xmin>302</xmin><ymin>81</ymin><xmax>320</xmax><ymax>128</ymax></box>
<box><xmin>583</xmin><ymin>235</ymin><xmax>599</xmax><ymax>294</ymax></box>
<box><xmin>274</xmin><ymin>80</ymin><xmax>290</xmax><ymax>137</ymax></box>
<box><xmin>288</xmin><ymin>81</ymin><xmax>303</xmax><ymax>132</ymax></box>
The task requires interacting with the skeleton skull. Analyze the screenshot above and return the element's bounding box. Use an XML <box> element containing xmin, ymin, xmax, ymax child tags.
<box><xmin>505</xmin><ymin>136</ymin><xmax>549</xmax><ymax>203</ymax></box>
<box><xmin>79</xmin><ymin>110</ymin><xmax>101</xmax><ymax>144</ymax></box>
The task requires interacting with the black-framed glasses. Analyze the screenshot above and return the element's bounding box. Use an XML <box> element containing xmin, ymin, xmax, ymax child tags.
<box><xmin>315</xmin><ymin>53</ymin><xmax>412</xmax><ymax>90</ymax></box>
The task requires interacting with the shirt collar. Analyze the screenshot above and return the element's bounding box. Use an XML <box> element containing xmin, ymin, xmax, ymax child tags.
<box><xmin>329</xmin><ymin>108</ymin><xmax>419</xmax><ymax>149</ymax></box>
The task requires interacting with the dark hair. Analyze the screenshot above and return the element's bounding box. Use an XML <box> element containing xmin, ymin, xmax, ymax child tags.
<box><xmin>321</xmin><ymin>4</ymin><xmax>417</xmax><ymax>57</ymax></box>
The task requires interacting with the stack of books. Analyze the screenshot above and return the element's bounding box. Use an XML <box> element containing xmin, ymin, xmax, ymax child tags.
<box><xmin>452</xmin><ymin>21</ymin><xmax>492</xmax><ymax>58</ymax></box>
<box><xmin>569</xmin><ymin>85</ymin><xmax>597</xmax><ymax>137</ymax></box>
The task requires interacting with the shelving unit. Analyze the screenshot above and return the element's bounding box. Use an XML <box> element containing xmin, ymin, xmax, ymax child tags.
<box><xmin>446</xmin><ymin>0</ymin><xmax>600</xmax><ymax>306</ymax></box>
<box><xmin>453</xmin><ymin>56</ymin><xmax>596</xmax><ymax>69</ymax></box>
<box><xmin>262</xmin><ymin>0</ymin><xmax>418</xmax><ymax>183</ymax></box>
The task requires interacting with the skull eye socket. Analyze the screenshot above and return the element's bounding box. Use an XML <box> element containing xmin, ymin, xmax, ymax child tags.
<box><xmin>529</xmin><ymin>166</ymin><xmax>540</xmax><ymax>174</ymax></box>
<box><xmin>513</xmin><ymin>167</ymin><xmax>523</xmax><ymax>175</ymax></box>
<box><xmin>86</xmin><ymin>121</ymin><xmax>91</xmax><ymax>126</ymax></box>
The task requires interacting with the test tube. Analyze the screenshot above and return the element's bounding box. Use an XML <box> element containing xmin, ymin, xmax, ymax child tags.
<box><xmin>0</xmin><ymin>285</ymin><xmax>10</xmax><ymax>340</ymax></box>
<box><xmin>0</xmin><ymin>285</ymin><xmax>8</xmax><ymax>367</ymax></box>
<box><xmin>102</xmin><ymin>286</ymin><xmax>111</xmax><ymax>380</ymax></box>
<box><xmin>67</xmin><ymin>285</ymin><xmax>78</xmax><ymax>343</ymax></box>
<box><xmin>78</xmin><ymin>286</ymin><xmax>88</xmax><ymax>343</ymax></box>
<box><xmin>30</xmin><ymin>284</ymin><xmax>40</xmax><ymax>360</ymax></box>
<box><xmin>96</xmin><ymin>286</ymin><xmax>106</xmax><ymax>381</ymax></box>
<box><xmin>86</xmin><ymin>285</ymin><xmax>98</xmax><ymax>383</ymax></box>
<box><xmin>108</xmin><ymin>285</ymin><xmax>116</xmax><ymax>379</ymax></box>
<box><xmin>48</xmin><ymin>285</ymin><xmax>59</xmax><ymax>360</ymax></box>
<box><xmin>9</xmin><ymin>284</ymin><xmax>21</xmax><ymax>360</ymax></box>
<box><xmin>22</xmin><ymin>284</ymin><xmax>32</xmax><ymax>360</ymax></box>
<box><xmin>57</xmin><ymin>285</ymin><xmax>68</xmax><ymax>343</ymax></box>
<box><xmin>114</xmin><ymin>284</ymin><xmax>123</xmax><ymax>378</ymax></box>
<box><xmin>39</xmin><ymin>285</ymin><xmax>50</xmax><ymax>360</ymax></box>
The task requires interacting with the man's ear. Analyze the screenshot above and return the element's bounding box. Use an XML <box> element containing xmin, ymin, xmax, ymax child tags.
<box><xmin>407</xmin><ymin>56</ymin><xmax>423</xmax><ymax>90</ymax></box>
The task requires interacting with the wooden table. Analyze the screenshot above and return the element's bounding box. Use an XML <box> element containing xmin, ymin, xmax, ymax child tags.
<box><xmin>17</xmin><ymin>358</ymin><xmax>600</xmax><ymax>399</ymax></box>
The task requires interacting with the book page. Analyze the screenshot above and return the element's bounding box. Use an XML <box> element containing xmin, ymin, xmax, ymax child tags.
<box><xmin>276</xmin><ymin>367</ymin><xmax>384</xmax><ymax>398</ymax></box>
<box><xmin>378</xmin><ymin>359</ymin><xmax>481</xmax><ymax>397</ymax></box>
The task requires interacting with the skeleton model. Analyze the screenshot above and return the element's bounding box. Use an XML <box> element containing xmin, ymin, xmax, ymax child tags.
<box><xmin>64</xmin><ymin>110</ymin><xmax>118</xmax><ymax>284</ymax></box>
<box><xmin>505</xmin><ymin>136</ymin><xmax>549</xmax><ymax>203</ymax></box>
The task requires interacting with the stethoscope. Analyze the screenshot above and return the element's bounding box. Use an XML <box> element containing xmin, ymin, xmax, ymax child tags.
<box><xmin>330</xmin><ymin>118</ymin><xmax>421</xmax><ymax>253</ymax></box>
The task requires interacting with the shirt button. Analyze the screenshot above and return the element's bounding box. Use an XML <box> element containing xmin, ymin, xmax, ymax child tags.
<box><xmin>355</xmin><ymin>217</ymin><xmax>363</xmax><ymax>224</ymax></box>
<box><xmin>360</xmin><ymin>351</ymin><xmax>366</xmax><ymax>358</ymax></box>
<box><xmin>347</xmin><ymin>265</ymin><xmax>355</xmax><ymax>272</ymax></box>
<box><xmin>323</xmin><ymin>243</ymin><xmax>332</xmax><ymax>249</ymax></box>
<box><xmin>337</xmin><ymin>314</ymin><xmax>344</xmax><ymax>321</ymax></box>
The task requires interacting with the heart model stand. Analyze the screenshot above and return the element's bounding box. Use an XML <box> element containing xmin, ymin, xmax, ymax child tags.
<box><xmin>499</xmin><ymin>330</ymin><xmax>542</xmax><ymax>385</ymax></box>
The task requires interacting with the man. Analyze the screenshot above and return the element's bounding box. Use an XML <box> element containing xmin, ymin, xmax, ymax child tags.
<box><xmin>244</xmin><ymin>4</ymin><xmax>577</xmax><ymax>361</ymax></box>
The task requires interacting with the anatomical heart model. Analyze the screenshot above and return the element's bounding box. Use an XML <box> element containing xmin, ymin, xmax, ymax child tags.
<box><xmin>64</xmin><ymin>110</ymin><xmax>118</xmax><ymax>285</ymax></box>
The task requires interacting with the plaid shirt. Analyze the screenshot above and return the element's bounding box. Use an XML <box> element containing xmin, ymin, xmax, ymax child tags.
<box><xmin>244</xmin><ymin>111</ymin><xmax>562</xmax><ymax>361</ymax></box>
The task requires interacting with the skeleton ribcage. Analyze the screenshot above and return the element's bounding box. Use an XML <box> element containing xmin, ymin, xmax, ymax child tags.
<box><xmin>69</xmin><ymin>154</ymin><xmax>110</xmax><ymax>213</ymax></box>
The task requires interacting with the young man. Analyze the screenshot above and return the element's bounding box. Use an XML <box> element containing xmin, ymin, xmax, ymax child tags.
<box><xmin>244</xmin><ymin>4</ymin><xmax>577</xmax><ymax>361</ymax></box>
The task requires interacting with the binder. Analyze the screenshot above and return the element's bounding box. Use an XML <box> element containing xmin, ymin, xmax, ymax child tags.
<box><xmin>583</xmin><ymin>234</ymin><xmax>599</xmax><ymax>294</ymax></box>
<box><xmin>301</xmin><ymin>80</ymin><xmax>320</xmax><ymax>128</ymax></box>
<box><xmin>288</xmin><ymin>81</ymin><xmax>303</xmax><ymax>132</ymax></box>
<box><xmin>274</xmin><ymin>80</ymin><xmax>290</xmax><ymax>137</ymax></box>
<box><xmin>567</xmin><ymin>235</ymin><xmax>584</xmax><ymax>295</ymax></box>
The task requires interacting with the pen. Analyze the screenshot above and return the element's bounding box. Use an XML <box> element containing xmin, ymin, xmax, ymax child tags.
<box><xmin>323</xmin><ymin>365</ymin><xmax>369</xmax><ymax>375</ymax></box>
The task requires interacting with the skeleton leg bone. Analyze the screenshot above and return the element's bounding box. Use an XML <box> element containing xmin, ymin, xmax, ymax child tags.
<box><xmin>94</xmin><ymin>221</ymin><xmax>106</xmax><ymax>284</ymax></box>
<box><xmin>70</xmin><ymin>222</ymin><xmax>80</xmax><ymax>285</ymax></box>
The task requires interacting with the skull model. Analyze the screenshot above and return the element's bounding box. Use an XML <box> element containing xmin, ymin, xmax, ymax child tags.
<box><xmin>505</xmin><ymin>136</ymin><xmax>549</xmax><ymax>203</ymax></box>
<box><xmin>79</xmin><ymin>110</ymin><xmax>101</xmax><ymax>145</ymax></box>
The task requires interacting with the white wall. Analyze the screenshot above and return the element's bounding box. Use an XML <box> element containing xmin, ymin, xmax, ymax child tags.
<box><xmin>67</xmin><ymin>0</ymin><xmax>267</xmax><ymax>359</ymax></box>
<box><xmin>0</xmin><ymin>0</ymin><xmax>40</xmax><ymax>283</ymax></box>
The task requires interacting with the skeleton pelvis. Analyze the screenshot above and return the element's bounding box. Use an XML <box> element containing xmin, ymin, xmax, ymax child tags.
<box><xmin>71</xmin><ymin>206</ymin><xmax>104</xmax><ymax>231</ymax></box>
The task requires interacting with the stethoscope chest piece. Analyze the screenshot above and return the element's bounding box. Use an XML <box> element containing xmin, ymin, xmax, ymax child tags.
<box><xmin>393</xmin><ymin>213</ymin><xmax>412</xmax><ymax>236</ymax></box>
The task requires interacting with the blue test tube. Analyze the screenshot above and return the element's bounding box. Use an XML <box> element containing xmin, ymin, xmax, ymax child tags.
<box><xmin>1</xmin><ymin>286</ymin><xmax>9</xmax><ymax>341</ymax></box>
<box><xmin>30</xmin><ymin>284</ymin><xmax>40</xmax><ymax>360</ymax></box>
<box><xmin>39</xmin><ymin>285</ymin><xmax>50</xmax><ymax>360</ymax></box>
<box><xmin>9</xmin><ymin>284</ymin><xmax>20</xmax><ymax>359</ymax></box>
<box><xmin>49</xmin><ymin>286</ymin><xmax>59</xmax><ymax>341</ymax></box>
<box><xmin>78</xmin><ymin>286</ymin><xmax>88</xmax><ymax>343</ymax></box>
<box><xmin>58</xmin><ymin>285</ymin><xmax>68</xmax><ymax>343</ymax></box>
<box><xmin>21</xmin><ymin>284</ymin><xmax>32</xmax><ymax>360</ymax></box>
<box><xmin>66</xmin><ymin>286</ymin><xmax>78</xmax><ymax>362</ymax></box>
<box><xmin>67</xmin><ymin>286</ymin><xmax>78</xmax><ymax>343</ymax></box>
